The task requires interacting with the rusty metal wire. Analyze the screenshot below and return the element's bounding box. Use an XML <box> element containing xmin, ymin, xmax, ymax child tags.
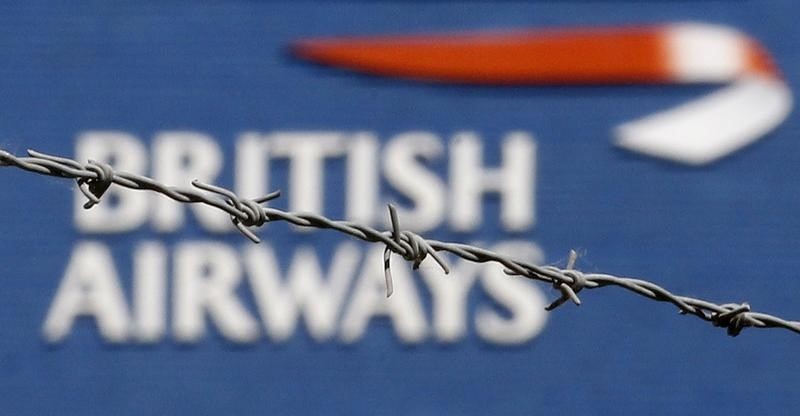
<box><xmin>1</xmin><ymin>148</ymin><xmax>798</xmax><ymax>337</ymax></box>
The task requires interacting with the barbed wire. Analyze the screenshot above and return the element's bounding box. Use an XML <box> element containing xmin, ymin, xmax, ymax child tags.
<box><xmin>1</xmin><ymin>148</ymin><xmax>798</xmax><ymax>337</ymax></box>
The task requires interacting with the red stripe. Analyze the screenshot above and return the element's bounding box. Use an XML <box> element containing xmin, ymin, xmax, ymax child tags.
<box><xmin>293</xmin><ymin>26</ymin><xmax>675</xmax><ymax>85</ymax></box>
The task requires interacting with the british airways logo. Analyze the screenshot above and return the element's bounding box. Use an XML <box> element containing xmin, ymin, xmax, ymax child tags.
<box><xmin>293</xmin><ymin>22</ymin><xmax>792</xmax><ymax>165</ymax></box>
<box><xmin>41</xmin><ymin>23</ymin><xmax>788</xmax><ymax>347</ymax></box>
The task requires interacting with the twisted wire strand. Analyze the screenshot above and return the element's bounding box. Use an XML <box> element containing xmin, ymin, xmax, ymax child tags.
<box><xmin>1</xmin><ymin>148</ymin><xmax>798</xmax><ymax>337</ymax></box>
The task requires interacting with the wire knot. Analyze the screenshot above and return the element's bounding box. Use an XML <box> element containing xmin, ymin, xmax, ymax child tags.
<box><xmin>712</xmin><ymin>303</ymin><xmax>754</xmax><ymax>337</ymax></box>
<box><xmin>545</xmin><ymin>250</ymin><xmax>586</xmax><ymax>311</ymax></box>
<box><xmin>191</xmin><ymin>180</ymin><xmax>280</xmax><ymax>243</ymax></box>
<box><xmin>78</xmin><ymin>159</ymin><xmax>114</xmax><ymax>209</ymax></box>
<box><xmin>382</xmin><ymin>204</ymin><xmax>449</xmax><ymax>298</ymax></box>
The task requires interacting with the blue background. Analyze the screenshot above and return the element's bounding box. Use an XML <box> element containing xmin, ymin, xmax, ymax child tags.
<box><xmin>0</xmin><ymin>1</ymin><xmax>798</xmax><ymax>414</ymax></box>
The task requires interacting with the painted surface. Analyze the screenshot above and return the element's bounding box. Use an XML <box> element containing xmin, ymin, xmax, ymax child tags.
<box><xmin>0</xmin><ymin>2</ymin><xmax>798</xmax><ymax>414</ymax></box>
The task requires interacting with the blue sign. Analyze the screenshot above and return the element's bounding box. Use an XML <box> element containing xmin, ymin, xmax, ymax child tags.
<box><xmin>0</xmin><ymin>1</ymin><xmax>797</xmax><ymax>414</ymax></box>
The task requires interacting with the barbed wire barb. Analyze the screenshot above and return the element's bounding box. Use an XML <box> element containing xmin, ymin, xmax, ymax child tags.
<box><xmin>543</xmin><ymin>249</ymin><xmax>585</xmax><ymax>311</ymax></box>
<box><xmin>1</xmin><ymin>148</ymin><xmax>800</xmax><ymax>337</ymax></box>
<box><xmin>383</xmin><ymin>203</ymin><xmax>450</xmax><ymax>297</ymax></box>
